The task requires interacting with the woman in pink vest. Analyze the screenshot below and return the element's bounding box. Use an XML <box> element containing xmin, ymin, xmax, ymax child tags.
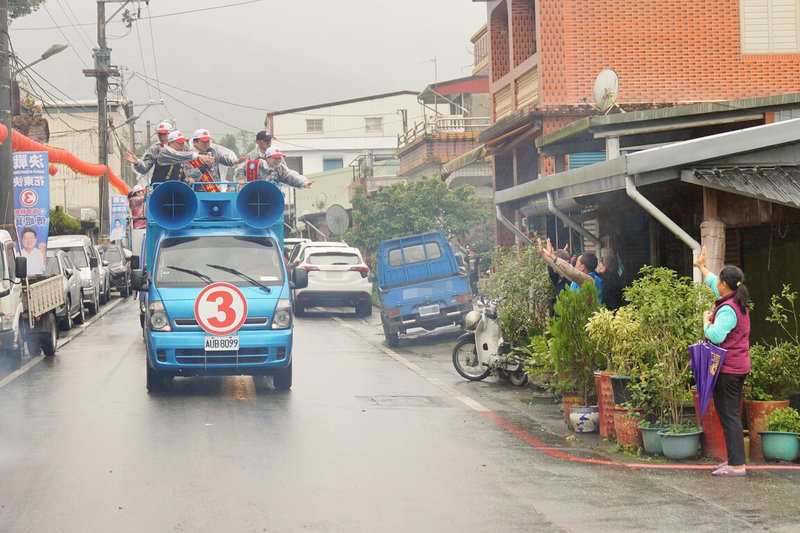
<box><xmin>695</xmin><ymin>246</ymin><xmax>751</xmax><ymax>477</ymax></box>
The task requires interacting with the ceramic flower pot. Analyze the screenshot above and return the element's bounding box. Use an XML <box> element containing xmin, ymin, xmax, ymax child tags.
<box><xmin>594</xmin><ymin>372</ymin><xmax>615</xmax><ymax>438</ymax></box>
<box><xmin>612</xmin><ymin>406</ymin><xmax>643</xmax><ymax>449</ymax></box>
<box><xmin>758</xmin><ymin>431</ymin><xmax>800</xmax><ymax>461</ymax></box>
<box><xmin>657</xmin><ymin>429</ymin><xmax>702</xmax><ymax>460</ymax></box>
<box><xmin>744</xmin><ymin>399</ymin><xmax>790</xmax><ymax>462</ymax></box>
<box><xmin>640</xmin><ymin>426</ymin><xmax>667</xmax><ymax>455</ymax></box>
<box><xmin>561</xmin><ymin>392</ymin><xmax>582</xmax><ymax>427</ymax></box>
<box><xmin>569</xmin><ymin>405</ymin><xmax>599</xmax><ymax>433</ymax></box>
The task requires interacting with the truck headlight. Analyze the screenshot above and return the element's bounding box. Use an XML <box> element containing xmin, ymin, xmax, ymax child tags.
<box><xmin>81</xmin><ymin>278</ymin><xmax>92</xmax><ymax>288</ymax></box>
<box><xmin>271</xmin><ymin>299</ymin><xmax>293</xmax><ymax>330</ymax></box>
<box><xmin>148</xmin><ymin>300</ymin><xmax>171</xmax><ymax>331</ymax></box>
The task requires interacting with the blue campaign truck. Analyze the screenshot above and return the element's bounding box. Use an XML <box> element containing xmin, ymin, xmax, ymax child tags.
<box><xmin>376</xmin><ymin>231</ymin><xmax>473</xmax><ymax>347</ymax></box>
<box><xmin>131</xmin><ymin>180</ymin><xmax>307</xmax><ymax>392</ymax></box>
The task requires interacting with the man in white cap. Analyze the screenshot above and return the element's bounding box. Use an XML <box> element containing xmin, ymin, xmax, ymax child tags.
<box><xmin>123</xmin><ymin>120</ymin><xmax>173</xmax><ymax>176</ymax></box>
<box><xmin>186</xmin><ymin>128</ymin><xmax>246</xmax><ymax>191</ymax></box>
<box><xmin>153</xmin><ymin>130</ymin><xmax>214</xmax><ymax>186</ymax></box>
<box><xmin>234</xmin><ymin>146</ymin><xmax>312</xmax><ymax>188</ymax></box>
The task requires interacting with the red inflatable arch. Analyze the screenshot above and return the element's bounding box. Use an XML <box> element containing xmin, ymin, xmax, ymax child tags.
<box><xmin>0</xmin><ymin>123</ymin><xmax>130</xmax><ymax>196</ymax></box>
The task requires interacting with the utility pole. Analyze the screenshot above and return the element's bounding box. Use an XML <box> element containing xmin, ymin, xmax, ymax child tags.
<box><xmin>0</xmin><ymin>0</ymin><xmax>12</xmax><ymax>233</ymax></box>
<box><xmin>83</xmin><ymin>1</ymin><xmax>124</xmax><ymax>239</ymax></box>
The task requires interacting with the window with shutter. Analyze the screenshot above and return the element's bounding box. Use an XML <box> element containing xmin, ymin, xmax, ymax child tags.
<box><xmin>741</xmin><ymin>0</ymin><xmax>800</xmax><ymax>53</ymax></box>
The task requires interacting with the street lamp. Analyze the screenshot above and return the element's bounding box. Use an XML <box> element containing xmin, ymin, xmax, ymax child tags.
<box><xmin>14</xmin><ymin>43</ymin><xmax>68</xmax><ymax>75</ymax></box>
<box><xmin>0</xmin><ymin>42</ymin><xmax>68</xmax><ymax>232</ymax></box>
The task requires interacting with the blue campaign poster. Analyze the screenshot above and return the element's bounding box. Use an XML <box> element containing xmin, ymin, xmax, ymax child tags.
<box><xmin>13</xmin><ymin>151</ymin><xmax>50</xmax><ymax>276</ymax></box>
<box><xmin>110</xmin><ymin>195</ymin><xmax>128</xmax><ymax>245</ymax></box>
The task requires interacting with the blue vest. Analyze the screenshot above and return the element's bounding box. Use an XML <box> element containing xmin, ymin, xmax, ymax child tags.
<box><xmin>569</xmin><ymin>271</ymin><xmax>603</xmax><ymax>303</ymax></box>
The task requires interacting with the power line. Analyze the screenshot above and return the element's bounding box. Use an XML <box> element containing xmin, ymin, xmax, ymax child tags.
<box><xmin>13</xmin><ymin>1</ymin><xmax>265</xmax><ymax>31</ymax></box>
<box><xmin>130</xmin><ymin>71</ymin><xmax>272</xmax><ymax>112</ymax></box>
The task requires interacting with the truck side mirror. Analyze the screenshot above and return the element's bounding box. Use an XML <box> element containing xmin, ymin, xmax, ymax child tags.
<box><xmin>291</xmin><ymin>267</ymin><xmax>308</xmax><ymax>290</ymax></box>
<box><xmin>14</xmin><ymin>256</ymin><xmax>27</xmax><ymax>279</ymax></box>
<box><xmin>90</xmin><ymin>256</ymin><xmax>99</xmax><ymax>268</ymax></box>
<box><xmin>131</xmin><ymin>269</ymin><xmax>149</xmax><ymax>291</ymax></box>
<box><xmin>131</xmin><ymin>255</ymin><xmax>140</xmax><ymax>269</ymax></box>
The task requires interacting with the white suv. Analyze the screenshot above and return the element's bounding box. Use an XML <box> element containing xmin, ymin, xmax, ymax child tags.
<box><xmin>293</xmin><ymin>246</ymin><xmax>372</xmax><ymax>317</ymax></box>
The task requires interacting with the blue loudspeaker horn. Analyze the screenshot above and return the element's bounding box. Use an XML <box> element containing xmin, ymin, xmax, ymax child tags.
<box><xmin>236</xmin><ymin>180</ymin><xmax>284</xmax><ymax>228</ymax></box>
<box><xmin>148</xmin><ymin>181</ymin><xmax>199</xmax><ymax>229</ymax></box>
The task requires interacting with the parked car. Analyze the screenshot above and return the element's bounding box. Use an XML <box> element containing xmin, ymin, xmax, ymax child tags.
<box><xmin>284</xmin><ymin>237</ymin><xmax>310</xmax><ymax>263</ymax></box>
<box><xmin>93</xmin><ymin>244</ymin><xmax>112</xmax><ymax>304</ymax></box>
<box><xmin>98</xmin><ymin>243</ymin><xmax>132</xmax><ymax>297</ymax></box>
<box><xmin>45</xmin><ymin>249</ymin><xmax>85</xmax><ymax>330</ymax></box>
<box><xmin>293</xmin><ymin>245</ymin><xmax>372</xmax><ymax>317</ymax></box>
<box><xmin>287</xmin><ymin>240</ymin><xmax>350</xmax><ymax>274</ymax></box>
<box><xmin>48</xmin><ymin>235</ymin><xmax>102</xmax><ymax>315</ymax></box>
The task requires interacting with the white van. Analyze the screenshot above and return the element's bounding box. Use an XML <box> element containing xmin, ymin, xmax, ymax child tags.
<box><xmin>48</xmin><ymin>235</ymin><xmax>102</xmax><ymax>315</ymax></box>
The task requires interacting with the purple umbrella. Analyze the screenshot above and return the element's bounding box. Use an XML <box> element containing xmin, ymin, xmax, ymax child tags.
<box><xmin>689</xmin><ymin>341</ymin><xmax>727</xmax><ymax>418</ymax></box>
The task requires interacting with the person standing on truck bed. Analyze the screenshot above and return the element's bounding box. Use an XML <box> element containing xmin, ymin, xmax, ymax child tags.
<box><xmin>153</xmin><ymin>131</ymin><xmax>214</xmax><ymax>186</ymax></box>
<box><xmin>235</xmin><ymin>147</ymin><xmax>313</xmax><ymax>188</ymax></box>
<box><xmin>122</xmin><ymin>120</ymin><xmax>173</xmax><ymax>178</ymax></box>
<box><xmin>186</xmin><ymin>128</ymin><xmax>246</xmax><ymax>190</ymax></box>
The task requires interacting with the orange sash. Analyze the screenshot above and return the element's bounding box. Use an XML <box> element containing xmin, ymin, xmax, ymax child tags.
<box><xmin>186</xmin><ymin>159</ymin><xmax>221</xmax><ymax>192</ymax></box>
<box><xmin>245</xmin><ymin>160</ymin><xmax>260</xmax><ymax>181</ymax></box>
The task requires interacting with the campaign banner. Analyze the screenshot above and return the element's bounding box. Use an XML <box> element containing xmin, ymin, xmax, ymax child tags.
<box><xmin>110</xmin><ymin>194</ymin><xmax>128</xmax><ymax>245</ymax></box>
<box><xmin>13</xmin><ymin>151</ymin><xmax>50</xmax><ymax>276</ymax></box>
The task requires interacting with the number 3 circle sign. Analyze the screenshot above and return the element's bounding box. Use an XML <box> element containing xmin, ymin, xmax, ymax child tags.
<box><xmin>194</xmin><ymin>282</ymin><xmax>248</xmax><ymax>335</ymax></box>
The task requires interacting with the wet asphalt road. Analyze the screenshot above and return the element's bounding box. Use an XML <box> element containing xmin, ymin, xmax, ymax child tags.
<box><xmin>0</xmin><ymin>297</ymin><xmax>799</xmax><ymax>532</ymax></box>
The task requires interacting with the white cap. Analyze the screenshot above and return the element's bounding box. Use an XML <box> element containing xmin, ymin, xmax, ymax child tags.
<box><xmin>156</xmin><ymin>121</ymin><xmax>173</xmax><ymax>134</ymax></box>
<box><xmin>264</xmin><ymin>147</ymin><xmax>284</xmax><ymax>158</ymax></box>
<box><xmin>132</xmin><ymin>184</ymin><xmax>144</xmax><ymax>193</ymax></box>
<box><xmin>193</xmin><ymin>128</ymin><xmax>212</xmax><ymax>142</ymax></box>
<box><xmin>168</xmin><ymin>130</ymin><xmax>187</xmax><ymax>143</ymax></box>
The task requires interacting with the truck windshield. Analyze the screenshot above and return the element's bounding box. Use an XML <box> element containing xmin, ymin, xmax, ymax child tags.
<box><xmin>154</xmin><ymin>236</ymin><xmax>284</xmax><ymax>288</ymax></box>
<box><xmin>63</xmin><ymin>248</ymin><xmax>88</xmax><ymax>268</ymax></box>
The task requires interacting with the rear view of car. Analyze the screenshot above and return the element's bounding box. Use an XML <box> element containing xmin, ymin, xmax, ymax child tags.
<box><xmin>293</xmin><ymin>247</ymin><xmax>372</xmax><ymax>317</ymax></box>
<box><xmin>98</xmin><ymin>243</ymin><xmax>132</xmax><ymax>297</ymax></box>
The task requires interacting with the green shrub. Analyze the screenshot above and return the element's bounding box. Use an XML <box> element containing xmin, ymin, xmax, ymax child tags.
<box><xmin>484</xmin><ymin>245</ymin><xmax>553</xmax><ymax>344</ymax></box>
<box><xmin>765</xmin><ymin>406</ymin><xmax>800</xmax><ymax>433</ymax></box>
<box><xmin>49</xmin><ymin>207</ymin><xmax>81</xmax><ymax>235</ymax></box>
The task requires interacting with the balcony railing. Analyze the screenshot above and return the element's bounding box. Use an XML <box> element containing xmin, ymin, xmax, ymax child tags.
<box><xmin>398</xmin><ymin>115</ymin><xmax>491</xmax><ymax>149</ymax></box>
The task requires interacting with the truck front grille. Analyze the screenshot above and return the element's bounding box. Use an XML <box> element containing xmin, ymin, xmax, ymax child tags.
<box><xmin>175</xmin><ymin>347</ymin><xmax>268</xmax><ymax>365</ymax></box>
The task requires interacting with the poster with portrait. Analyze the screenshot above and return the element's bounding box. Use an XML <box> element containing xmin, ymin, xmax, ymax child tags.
<box><xmin>109</xmin><ymin>195</ymin><xmax>128</xmax><ymax>245</ymax></box>
<box><xmin>13</xmin><ymin>151</ymin><xmax>50</xmax><ymax>277</ymax></box>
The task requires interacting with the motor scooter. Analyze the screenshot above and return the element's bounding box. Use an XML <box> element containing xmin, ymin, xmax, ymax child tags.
<box><xmin>451</xmin><ymin>297</ymin><xmax>528</xmax><ymax>386</ymax></box>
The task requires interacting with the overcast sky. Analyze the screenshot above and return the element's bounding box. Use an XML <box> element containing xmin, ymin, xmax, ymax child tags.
<box><xmin>9</xmin><ymin>0</ymin><xmax>487</xmax><ymax>146</ymax></box>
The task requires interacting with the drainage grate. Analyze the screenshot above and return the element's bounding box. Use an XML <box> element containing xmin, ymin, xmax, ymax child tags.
<box><xmin>359</xmin><ymin>395</ymin><xmax>447</xmax><ymax>407</ymax></box>
<box><xmin>520</xmin><ymin>395</ymin><xmax>560</xmax><ymax>406</ymax></box>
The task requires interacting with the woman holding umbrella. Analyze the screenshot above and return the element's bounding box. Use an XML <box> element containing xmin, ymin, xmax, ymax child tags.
<box><xmin>694</xmin><ymin>246</ymin><xmax>751</xmax><ymax>477</ymax></box>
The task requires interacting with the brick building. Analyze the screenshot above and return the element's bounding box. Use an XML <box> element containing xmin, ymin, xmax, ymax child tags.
<box><xmin>477</xmin><ymin>0</ymin><xmax>800</xmax><ymax>247</ymax></box>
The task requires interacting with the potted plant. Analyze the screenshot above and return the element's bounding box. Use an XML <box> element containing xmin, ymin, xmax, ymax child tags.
<box><xmin>759</xmin><ymin>406</ymin><xmax>800</xmax><ymax>461</ymax></box>
<box><xmin>586</xmin><ymin>306</ymin><xmax>645</xmax><ymax>437</ymax></box>
<box><xmin>745</xmin><ymin>285</ymin><xmax>800</xmax><ymax>461</ymax></box>
<box><xmin>622</xmin><ymin>267</ymin><xmax>715</xmax><ymax>459</ymax></box>
<box><xmin>549</xmin><ymin>282</ymin><xmax>605</xmax><ymax>430</ymax></box>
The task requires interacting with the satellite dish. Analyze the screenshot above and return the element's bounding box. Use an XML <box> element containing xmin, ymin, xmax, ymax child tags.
<box><xmin>325</xmin><ymin>204</ymin><xmax>349</xmax><ymax>237</ymax></box>
<box><xmin>592</xmin><ymin>69</ymin><xmax>620</xmax><ymax>113</ymax></box>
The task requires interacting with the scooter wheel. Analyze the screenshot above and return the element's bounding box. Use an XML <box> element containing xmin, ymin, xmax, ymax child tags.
<box><xmin>452</xmin><ymin>337</ymin><xmax>490</xmax><ymax>381</ymax></box>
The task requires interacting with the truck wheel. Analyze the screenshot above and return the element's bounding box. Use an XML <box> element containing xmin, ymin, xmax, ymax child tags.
<box><xmin>383</xmin><ymin>323</ymin><xmax>399</xmax><ymax>347</ymax></box>
<box><xmin>41</xmin><ymin>313</ymin><xmax>57</xmax><ymax>357</ymax></box>
<box><xmin>452</xmin><ymin>337</ymin><xmax>490</xmax><ymax>381</ymax></box>
<box><xmin>22</xmin><ymin>319</ymin><xmax>41</xmax><ymax>357</ymax></box>
<box><xmin>273</xmin><ymin>362</ymin><xmax>292</xmax><ymax>390</ymax></box>
<box><xmin>146</xmin><ymin>364</ymin><xmax>170</xmax><ymax>392</ymax></box>
<box><xmin>120</xmin><ymin>279</ymin><xmax>130</xmax><ymax>298</ymax></box>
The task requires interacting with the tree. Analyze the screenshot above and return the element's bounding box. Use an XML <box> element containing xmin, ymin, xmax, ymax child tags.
<box><xmin>217</xmin><ymin>134</ymin><xmax>239</xmax><ymax>154</ymax></box>
<box><xmin>345</xmin><ymin>177</ymin><xmax>490</xmax><ymax>256</ymax></box>
<box><xmin>9</xmin><ymin>0</ymin><xmax>46</xmax><ymax>20</ymax></box>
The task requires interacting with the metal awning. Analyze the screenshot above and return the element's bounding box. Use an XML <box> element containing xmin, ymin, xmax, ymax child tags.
<box><xmin>682</xmin><ymin>166</ymin><xmax>800</xmax><ymax>209</ymax></box>
<box><xmin>441</xmin><ymin>145</ymin><xmax>487</xmax><ymax>177</ymax></box>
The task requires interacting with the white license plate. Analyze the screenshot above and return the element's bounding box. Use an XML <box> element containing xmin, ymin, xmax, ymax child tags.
<box><xmin>418</xmin><ymin>304</ymin><xmax>440</xmax><ymax>317</ymax></box>
<box><xmin>204</xmin><ymin>335</ymin><xmax>239</xmax><ymax>351</ymax></box>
